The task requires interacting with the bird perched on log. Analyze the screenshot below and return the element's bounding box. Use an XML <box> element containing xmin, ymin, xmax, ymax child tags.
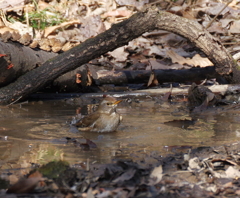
<box><xmin>75</xmin><ymin>97</ymin><xmax>122</xmax><ymax>132</ymax></box>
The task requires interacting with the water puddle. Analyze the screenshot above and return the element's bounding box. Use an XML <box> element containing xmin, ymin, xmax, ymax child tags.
<box><xmin>0</xmin><ymin>96</ymin><xmax>240</xmax><ymax>175</ymax></box>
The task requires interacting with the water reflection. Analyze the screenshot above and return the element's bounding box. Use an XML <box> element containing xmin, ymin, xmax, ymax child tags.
<box><xmin>0</xmin><ymin>98</ymin><xmax>240</xmax><ymax>174</ymax></box>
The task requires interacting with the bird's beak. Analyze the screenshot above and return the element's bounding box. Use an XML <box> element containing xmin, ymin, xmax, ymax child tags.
<box><xmin>113</xmin><ymin>100</ymin><xmax>122</xmax><ymax>105</ymax></box>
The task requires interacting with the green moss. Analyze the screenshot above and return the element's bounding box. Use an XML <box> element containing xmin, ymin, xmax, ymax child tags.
<box><xmin>38</xmin><ymin>161</ymin><xmax>69</xmax><ymax>179</ymax></box>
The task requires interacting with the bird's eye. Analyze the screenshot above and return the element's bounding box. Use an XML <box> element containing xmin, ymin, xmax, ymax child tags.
<box><xmin>107</xmin><ymin>103</ymin><xmax>110</xmax><ymax>105</ymax></box>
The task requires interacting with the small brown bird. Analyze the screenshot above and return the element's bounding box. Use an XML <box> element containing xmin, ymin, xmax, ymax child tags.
<box><xmin>75</xmin><ymin>97</ymin><xmax>122</xmax><ymax>132</ymax></box>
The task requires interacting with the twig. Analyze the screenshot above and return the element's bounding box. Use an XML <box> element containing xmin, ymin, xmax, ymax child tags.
<box><xmin>205</xmin><ymin>0</ymin><xmax>233</xmax><ymax>29</ymax></box>
<box><xmin>6</xmin><ymin>96</ymin><xmax>22</xmax><ymax>106</ymax></box>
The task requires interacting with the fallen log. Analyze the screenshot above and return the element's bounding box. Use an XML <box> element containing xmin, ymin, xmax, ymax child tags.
<box><xmin>0</xmin><ymin>6</ymin><xmax>239</xmax><ymax>104</ymax></box>
<box><xmin>91</xmin><ymin>66</ymin><xmax>218</xmax><ymax>85</ymax></box>
<box><xmin>0</xmin><ymin>41</ymin><xmax>218</xmax><ymax>92</ymax></box>
<box><xmin>0</xmin><ymin>40</ymin><xmax>56</xmax><ymax>87</ymax></box>
<box><xmin>51</xmin><ymin>65</ymin><xmax>219</xmax><ymax>92</ymax></box>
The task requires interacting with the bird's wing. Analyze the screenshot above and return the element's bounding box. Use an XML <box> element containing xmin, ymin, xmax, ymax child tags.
<box><xmin>75</xmin><ymin>113</ymin><xmax>100</xmax><ymax>127</ymax></box>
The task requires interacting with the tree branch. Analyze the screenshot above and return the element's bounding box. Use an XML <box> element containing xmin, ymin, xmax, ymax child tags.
<box><xmin>0</xmin><ymin>7</ymin><xmax>238</xmax><ymax>104</ymax></box>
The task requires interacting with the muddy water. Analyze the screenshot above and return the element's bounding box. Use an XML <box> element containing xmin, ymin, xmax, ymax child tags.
<box><xmin>0</xmin><ymin>96</ymin><xmax>240</xmax><ymax>174</ymax></box>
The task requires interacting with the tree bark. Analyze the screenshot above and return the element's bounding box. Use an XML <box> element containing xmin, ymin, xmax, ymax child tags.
<box><xmin>50</xmin><ymin>65</ymin><xmax>219</xmax><ymax>92</ymax></box>
<box><xmin>0</xmin><ymin>6</ymin><xmax>238</xmax><ymax>104</ymax></box>
<box><xmin>90</xmin><ymin>66</ymin><xmax>218</xmax><ymax>85</ymax></box>
<box><xmin>0</xmin><ymin>40</ymin><xmax>57</xmax><ymax>87</ymax></box>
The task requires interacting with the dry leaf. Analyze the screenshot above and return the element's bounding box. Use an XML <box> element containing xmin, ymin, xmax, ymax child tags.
<box><xmin>103</xmin><ymin>9</ymin><xmax>132</xmax><ymax>18</ymax></box>
<box><xmin>115</xmin><ymin>0</ymin><xmax>149</xmax><ymax>7</ymax></box>
<box><xmin>108</xmin><ymin>46</ymin><xmax>129</xmax><ymax>62</ymax></box>
<box><xmin>86</xmin><ymin>69</ymin><xmax>93</xmax><ymax>86</ymax></box>
<box><xmin>62</xmin><ymin>41</ymin><xmax>75</xmax><ymax>51</ymax></box>
<box><xmin>205</xmin><ymin>2</ymin><xmax>233</xmax><ymax>16</ymax></box>
<box><xmin>205</xmin><ymin>22</ymin><xmax>226</xmax><ymax>34</ymax></box>
<box><xmin>44</xmin><ymin>20</ymin><xmax>81</xmax><ymax>37</ymax></box>
<box><xmin>7</xmin><ymin>171</ymin><xmax>43</xmax><ymax>194</ymax></box>
<box><xmin>147</xmin><ymin>71</ymin><xmax>158</xmax><ymax>87</ymax></box>
<box><xmin>29</xmin><ymin>39</ymin><xmax>39</xmax><ymax>48</ymax></box>
<box><xmin>188</xmin><ymin>157</ymin><xmax>201</xmax><ymax>170</ymax></box>
<box><xmin>38</xmin><ymin>0</ymin><xmax>52</xmax><ymax>11</ymax></box>
<box><xmin>167</xmin><ymin>50</ymin><xmax>213</xmax><ymax>67</ymax></box>
<box><xmin>11</xmin><ymin>31</ymin><xmax>21</xmax><ymax>41</ymax></box>
<box><xmin>39</xmin><ymin>38</ymin><xmax>51</xmax><ymax>51</ymax></box>
<box><xmin>225</xmin><ymin>166</ymin><xmax>240</xmax><ymax>178</ymax></box>
<box><xmin>149</xmin><ymin>165</ymin><xmax>163</xmax><ymax>185</ymax></box>
<box><xmin>147</xmin><ymin>45</ymin><xmax>165</xmax><ymax>57</ymax></box>
<box><xmin>18</xmin><ymin>33</ymin><xmax>32</xmax><ymax>45</ymax></box>
<box><xmin>49</xmin><ymin>38</ymin><xmax>66</xmax><ymax>52</ymax></box>
<box><xmin>1</xmin><ymin>30</ymin><xmax>11</xmax><ymax>42</ymax></box>
<box><xmin>228</xmin><ymin>20</ymin><xmax>240</xmax><ymax>34</ymax></box>
<box><xmin>0</xmin><ymin>26</ymin><xmax>16</xmax><ymax>34</ymax></box>
<box><xmin>146</xmin><ymin>60</ymin><xmax>187</xmax><ymax>70</ymax></box>
<box><xmin>0</xmin><ymin>0</ymin><xmax>25</xmax><ymax>10</ymax></box>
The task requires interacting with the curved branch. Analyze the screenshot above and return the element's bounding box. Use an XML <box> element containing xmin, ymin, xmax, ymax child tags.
<box><xmin>0</xmin><ymin>7</ymin><xmax>238</xmax><ymax>104</ymax></box>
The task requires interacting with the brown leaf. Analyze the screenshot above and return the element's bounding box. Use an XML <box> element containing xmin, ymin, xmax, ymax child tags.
<box><xmin>149</xmin><ymin>165</ymin><xmax>163</xmax><ymax>185</ymax></box>
<box><xmin>18</xmin><ymin>33</ymin><xmax>32</xmax><ymax>45</ymax></box>
<box><xmin>115</xmin><ymin>0</ymin><xmax>149</xmax><ymax>7</ymax></box>
<box><xmin>146</xmin><ymin>60</ymin><xmax>187</xmax><ymax>70</ymax></box>
<box><xmin>29</xmin><ymin>39</ymin><xmax>39</xmax><ymax>48</ymax></box>
<box><xmin>228</xmin><ymin>20</ymin><xmax>240</xmax><ymax>34</ymax></box>
<box><xmin>108</xmin><ymin>46</ymin><xmax>129</xmax><ymax>62</ymax></box>
<box><xmin>103</xmin><ymin>10</ymin><xmax>132</xmax><ymax>18</ymax></box>
<box><xmin>147</xmin><ymin>71</ymin><xmax>158</xmax><ymax>87</ymax></box>
<box><xmin>86</xmin><ymin>69</ymin><xmax>93</xmax><ymax>86</ymax></box>
<box><xmin>49</xmin><ymin>38</ymin><xmax>66</xmax><ymax>53</ymax></box>
<box><xmin>44</xmin><ymin>20</ymin><xmax>81</xmax><ymax>37</ymax></box>
<box><xmin>167</xmin><ymin>50</ymin><xmax>213</xmax><ymax>67</ymax></box>
<box><xmin>39</xmin><ymin>38</ymin><xmax>51</xmax><ymax>51</ymax></box>
<box><xmin>205</xmin><ymin>3</ymin><xmax>233</xmax><ymax>16</ymax></box>
<box><xmin>62</xmin><ymin>41</ymin><xmax>75</xmax><ymax>51</ymax></box>
<box><xmin>7</xmin><ymin>171</ymin><xmax>43</xmax><ymax>194</ymax></box>
<box><xmin>38</xmin><ymin>0</ymin><xmax>52</xmax><ymax>11</ymax></box>
<box><xmin>11</xmin><ymin>31</ymin><xmax>21</xmax><ymax>41</ymax></box>
<box><xmin>1</xmin><ymin>31</ymin><xmax>12</xmax><ymax>42</ymax></box>
<box><xmin>0</xmin><ymin>0</ymin><xmax>25</xmax><ymax>10</ymax></box>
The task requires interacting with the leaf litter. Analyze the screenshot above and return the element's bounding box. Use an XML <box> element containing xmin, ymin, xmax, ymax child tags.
<box><xmin>1</xmin><ymin>0</ymin><xmax>240</xmax><ymax>197</ymax></box>
<box><xmin>3</xmin><ymin>142</ymin><xmax>240</xmax><ymax>197</ymax></box>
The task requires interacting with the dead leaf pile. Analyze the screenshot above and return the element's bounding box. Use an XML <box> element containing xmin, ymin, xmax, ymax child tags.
<box><xmin>3</xmin><ymin>142</ymin><xmax>240</xmax><ymax>197</ymax></box>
